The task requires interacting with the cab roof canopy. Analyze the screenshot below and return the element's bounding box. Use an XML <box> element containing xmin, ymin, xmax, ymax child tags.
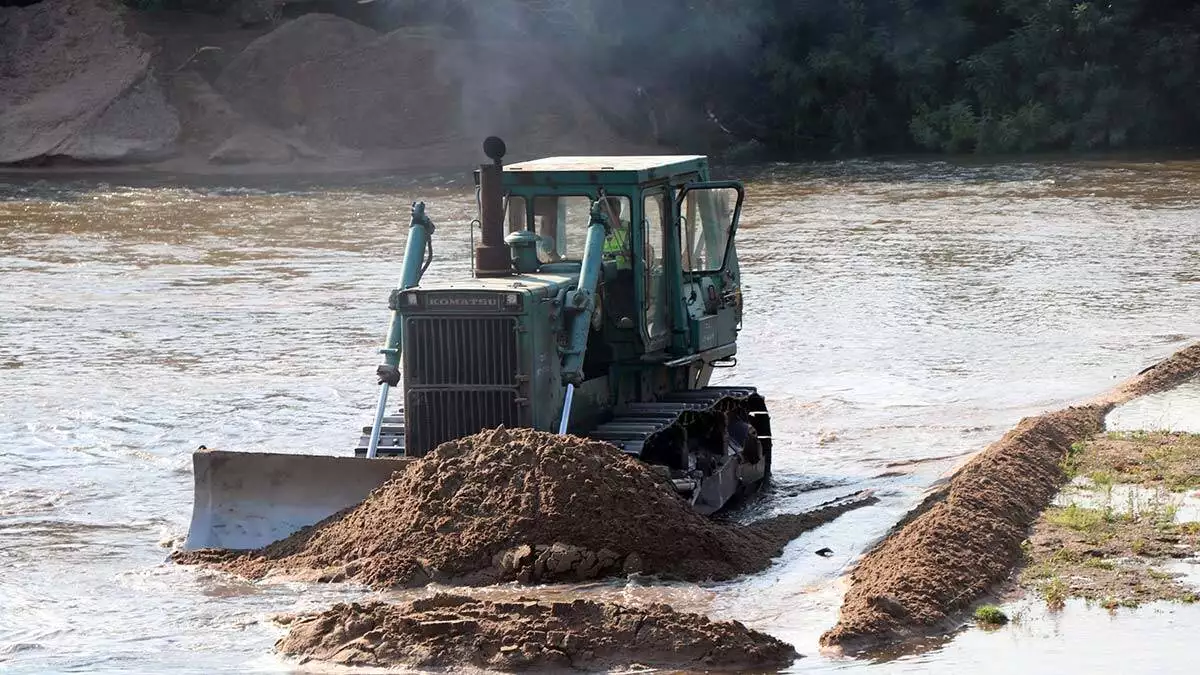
<box><xmin>495</xmin><ymin>155</ymin><xmax>709</xmax><ymax>187</ymax></box>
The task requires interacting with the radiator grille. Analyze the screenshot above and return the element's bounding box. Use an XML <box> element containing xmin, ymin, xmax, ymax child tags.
<box><xmin>407</xmin><ymin>389</ymin><xmax>522</xmax><ymax>455</ymax></box>
<box><xmin>403</xmin><ymin>316</ymin><xmax>522</xmax><ymax>455</ymax></box>
<box><xmin>404</xmin><ymin>317</ymin><xmax>518</xmax><ymax>386</ymax></box>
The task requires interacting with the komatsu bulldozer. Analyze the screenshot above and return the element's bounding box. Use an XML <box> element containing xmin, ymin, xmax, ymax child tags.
<box><xmin>184</xmin><ymin>138</ymin><xmax>771</xmax><ymax>551</ymax></box>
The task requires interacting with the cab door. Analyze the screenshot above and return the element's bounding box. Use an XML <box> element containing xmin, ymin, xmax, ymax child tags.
<box><xmin>640</xmin><ymin>188</ymin><xmax>670</xmax><ymax>352</ymax></box>
<box><xmin>674</xmin><ymin>181</ymin><xmax>745</xmax><ymax>352</ymax></box>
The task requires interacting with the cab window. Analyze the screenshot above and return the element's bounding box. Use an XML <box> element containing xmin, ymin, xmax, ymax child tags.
<box><xmin>506</xmin><ymin>195</ymin><xmax>630</xmax><ymax>264</ymax></box>
<box><xmin>679</xmin><ymin>187</ymin><xmax>737</xmax><ymax>272</ymax></box>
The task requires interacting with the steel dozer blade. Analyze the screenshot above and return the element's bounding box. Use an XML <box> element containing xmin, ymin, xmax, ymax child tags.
<box><xmin>183</xmin><ymin>449</ymin><xmax>412</xmax><ymax>551</ymax></box>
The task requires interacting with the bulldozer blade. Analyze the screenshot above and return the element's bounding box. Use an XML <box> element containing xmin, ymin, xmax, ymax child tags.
<box><xmin>183</xmin><ymin>449</ymin><xmax>412</xmax><ymax>551</ymax></box>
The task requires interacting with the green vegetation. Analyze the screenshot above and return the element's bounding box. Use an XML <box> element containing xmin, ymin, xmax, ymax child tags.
<box><xmin>1087</xmin><ymin>470</ymin><xmax>1115</xmax><ymax>491</ymax></box>
<box><xmin>1041</xmin><ymin>576</ymin><xmax>1068</xmax><ymax>610</ymax></box>
<box><xmin>1061</xmin><ymin>441</ymin><xmax>1087</xmax><ymax>478</ymax></box>
<box><xmin>1019</xmin><ymin>430</ymin><xmax>1200</xmax><ymax>611</ymax></box>
<box><xmin>973</xmin><ymin>604</ymin><xmax>1009</xmax><ymax>626</ymax></box>
<box><xmin>1065</xmin><ymin>431</ymin><xmax>1200</xmax><ymax>492</ymax></box>
<box><xmin>1045</xmin><ymin>504</ymin><xmax>1112</xmax><ymax>532</ymax></box>
<box><xmin>1100</xmin><ymin>596</ymin><xmax>1140</xmax><ymax>610</ymax></box>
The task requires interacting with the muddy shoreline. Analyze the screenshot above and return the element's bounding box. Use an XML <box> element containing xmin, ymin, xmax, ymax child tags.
<box><xmin>819</xmin><ymin>342</ymin><xmax>1200</xmax><ymax>655</ymax></box>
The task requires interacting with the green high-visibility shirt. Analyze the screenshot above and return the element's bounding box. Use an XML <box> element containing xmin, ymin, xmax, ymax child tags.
<box><xmin>604</xmin><ymin>223</ymin><xmax>632</xmax><ymax>269</ymax></box>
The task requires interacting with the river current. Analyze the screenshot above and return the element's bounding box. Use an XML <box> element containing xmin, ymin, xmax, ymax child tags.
<box><xmin>1</xmin><ymin>157</ymin><xmax>1198</xmax><ymax>673</ymax></box>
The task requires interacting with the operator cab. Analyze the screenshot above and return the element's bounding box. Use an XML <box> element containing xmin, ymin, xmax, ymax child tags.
<box><xmin>490</xmin><ymin>154</ymin><xmax>744</xmax><ymax>362</ymax></box>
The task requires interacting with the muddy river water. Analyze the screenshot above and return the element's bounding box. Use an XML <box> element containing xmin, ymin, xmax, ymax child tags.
<box><xmin>1</xmin><ymin>157</ymin><xmax>1199</xmax><ymax>673</ymax></box>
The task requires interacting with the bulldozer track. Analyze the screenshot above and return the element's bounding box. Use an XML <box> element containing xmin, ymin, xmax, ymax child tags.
<box><xmin>355</xmin><ymin>386</ymin><xmax>772</xmax><ymax>494</ymax></box>
<box><xmin>588</xmin><ymin>386</ymin><xmax>771</xmax><ymax>466</ymax></box>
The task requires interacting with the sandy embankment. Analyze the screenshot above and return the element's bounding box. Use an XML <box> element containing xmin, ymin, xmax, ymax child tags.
<box><xmin>819</xmin><ymin>342</ymin><xmax>1200</xmax><ymax>654</ymax></box>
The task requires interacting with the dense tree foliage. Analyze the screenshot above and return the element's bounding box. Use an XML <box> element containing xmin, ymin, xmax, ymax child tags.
<box><xmin>594</xmin><ymin>0</ymin><xmax>1200</xmax><ymax>157</ymax></box>
<box><xmin>119</xmin><ymin>0</ymin><xmax>1200</xmax><ymax>157</ymax></box>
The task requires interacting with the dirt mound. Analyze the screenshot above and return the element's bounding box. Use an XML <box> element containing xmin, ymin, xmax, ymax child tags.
<box><xmin>208</xmin><ymin>124</ymin><xmax>324</xmax><ymax>164</ymax></box>
<box><xmin>275</xmin><ymin>593</ymin><xmax>799</xmax><ymax>672</ymax></box>
<box><xmin>1117</xmin><ymin>342</ymin><xmax>1200</xmax><ymax>399</ymax></box>
<box><xmin>818</xmin><ymin>340</ymin><xmax>1200</xmax><ymax>654</ymax></box>
<box><xmin>818</xmin><ymin>406</ymin><xmax>1108</xmax><ymax>653</ymax></box>
<box><xmin>1</xmin><ymin>5</ymin><xmax>663</xmax><ymax>172</ymax></box>
<box><xmin>214</xmin><ymin>13</ymin><xmax>378</xmax><ymax>128</ymax></box>
<box><xmin>0</xmin><ymin>0</ymin><xmax>179</xmax><ymax>163</ymax></box>
<box><xmin>173</xmin><ymin>427</ymin><xmax>874</xmax><ymax>588</ymax></box>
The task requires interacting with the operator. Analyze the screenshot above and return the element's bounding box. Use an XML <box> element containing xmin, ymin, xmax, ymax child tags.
<box><xmin>599</xmin><ymin>196</ymin><xmax>636</xmax><ymax>323</ymax></box>
<box><xmin>600</xmin><ymin>196</ymin><xmax>632</xmax><ymax>270</ymax></box>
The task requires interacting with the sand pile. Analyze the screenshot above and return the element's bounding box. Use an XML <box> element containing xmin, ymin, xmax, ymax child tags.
<box><xmin>275</xmin><ymin>593</ymin><xmax>799</xmax><ymax>672</ymax></box>
<box><xmin>276</xmin><ymin>31</ymin><xmax>647</xmax><ymax>163</ymax></box>
<box><xmin>174</xmin><ymin>427</ymin><xmax>873</xmax><ymax>588</ymax></box>
<box><xmin>1</xmin><ymin>5</ymin><xmax>663</xmax><ymax>171</ymax></box>
<box><xmin>0</xmin><ymin>0</ymin><xmax>179</xmax><ymax>164</ymax></box>
<box><xmin>819</xmin><ymin>340</ymin><xmax>1200</xmax><ymax>654</ymax></box>
<box><xmin>214</xmin><ymin>13</ymin><xmax>378</xmax><ymax>129</ymax></box>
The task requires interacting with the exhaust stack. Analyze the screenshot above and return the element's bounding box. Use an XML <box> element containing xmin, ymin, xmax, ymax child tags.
<box><xmin>474</xmin><ymin>136</ymin><xmax>512</xmax><ymax>277</ymax></box>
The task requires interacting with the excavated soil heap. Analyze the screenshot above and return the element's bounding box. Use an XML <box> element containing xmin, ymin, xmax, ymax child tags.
<box><xmin>276</xmin><ymin>31</ymin><xmax>646</xmax><ymax>162</ymax></box>
<box><xmin>276</xmin><ymin>593</ymin><xmax>799</xmax><ymax>672</ymax></box>
<box><xmin>0</xmin><ymin>0</ymin><xmax>179</xmax><ymax>163</ymax></box>
<box><xmin>175</xmin><ymin>427</ymin><xmax>873</xmax><ymax>588</ymax></box>
<box><xmin>213</xmin><ymin>13</ymin><xmax>379</xmax><ymax>128</ymax></box>
<box><xmin>819</xmin><ymin>341</ymin><xmax>1200</xmax><ymax>654</ymax></box>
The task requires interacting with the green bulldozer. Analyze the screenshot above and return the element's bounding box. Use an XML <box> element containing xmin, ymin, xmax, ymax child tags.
<box><xmin>184</xmin><ymin>138</ymin><xmax>772</xmax><ymax>550</ymax></box>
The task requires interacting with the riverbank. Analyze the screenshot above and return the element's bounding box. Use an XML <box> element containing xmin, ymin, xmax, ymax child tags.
<box><xmin>819</xmin><ymin>342</ymin><xmax>1200</xmax><ymax>655</ymax></box>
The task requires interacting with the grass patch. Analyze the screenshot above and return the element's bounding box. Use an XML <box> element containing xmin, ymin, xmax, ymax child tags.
<box><xmin>1161</xmin><ymin>501</ymin><xmax>1180</xmax><ymax>524</ymax></box>
<box><xmin>1041</xmin><ymin>577</ymin><xmax>1068</xmax><ymax>610</ymax></box>
<box><xmin>1101</xmin><ymin>596</ymin><xmax>1141</xmax><ymax>610</ymax></box>
<box><xmin>1045</xmin><ymin>504</ymin><xmax>1110</xmax><ymax>532</ymax></box>
<box><xmin>973</xmin><ymin>604</ymin><xmax>1008</xmax><ymax>626</ymax></box>
<box><xmin>1076</xmin><ymin>432</ymin><xmax>1200</xmax><ymax>491</ymax></box>
<box><xmin>1020</xmin><ymin>430</ymin><xmax>1200</xmax><ymax>611</ymax></box>
<box><xmin>1086</xmin><ymin>470</ymin><xmax>1115</xmax><ymax>493</ymax></box>
<box><xmin>1082</xmin><ymin>556</ymin><xmax>1115</xmax><ymax>571</ymax></box>
<box><xmin>1061</xmin><ymin>441</ymin><xmax>1087</xmax><ymax>478</ymax></box>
